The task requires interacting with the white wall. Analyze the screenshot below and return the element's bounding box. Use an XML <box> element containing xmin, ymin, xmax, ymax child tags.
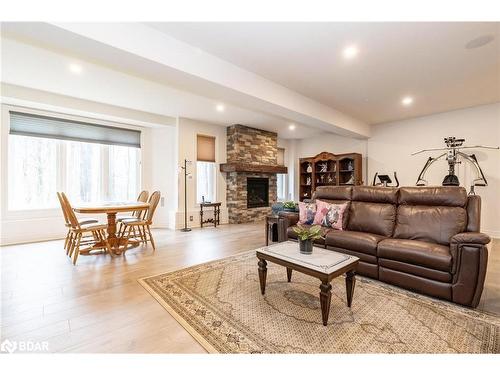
<box><xmin>368</xmin><ymin>103</ymin><xmax>500</xmax><ymax>238</ymax></box>
<box><xmin>174</xmin><ymin>117</ymin><xmax>228</xmax><ymax>229</ymax></box>
<box><xmin>143</xmin><ymin>126</ymin><xmax>178</xmax><ymax>228</ymax></box>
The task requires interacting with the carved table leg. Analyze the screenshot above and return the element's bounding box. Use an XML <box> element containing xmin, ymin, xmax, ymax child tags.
<box><xmin>258</xmin><ymin>258</ymin><xmax>267</xmax><ymax>295</ymax></box>
<box><xmin>286</xmin><ymin>267</ymin><xmax>292</xmax><ymax>282</ymax></box>
<box><xmin>345</xmin><ymin>270</ymin><xmax>356</xmax><ymax>308</ymax></box>
<box><xmin>106</xmin><ymin>211</ymin><xmax>130</xmax><ymax>255</ymax></box>
<box><xmin>319</xmin><ymin>281</ymin><xmax>332</xmax><ymax>326</ymax></box>
<box><xmin>107</xmin><ymin>212</ymin><xmax>119</xmax><ymax>254</ymax></box>
<box><xmin>200</xmin><ymin>207</ymin><xmax>204</xmax><ymax>228</ymax></box>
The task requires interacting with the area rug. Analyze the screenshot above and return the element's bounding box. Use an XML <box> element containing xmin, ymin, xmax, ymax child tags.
<box><xmin>139</xmin><ymin>250</ymin><xmax>500</xmax><ymax>353</ymax></box>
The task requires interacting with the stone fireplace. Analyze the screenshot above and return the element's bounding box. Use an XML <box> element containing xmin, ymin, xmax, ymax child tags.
<box><xmin>220</xmin><ymin>125</ymin><xmax>287</xmax><ymax>224</ymax></box>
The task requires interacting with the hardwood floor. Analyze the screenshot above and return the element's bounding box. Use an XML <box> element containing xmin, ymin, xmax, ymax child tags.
<box><xmin>1</xmin><ymin>223</ymin><xmax>499</xmax><ymax>353</ymax></box>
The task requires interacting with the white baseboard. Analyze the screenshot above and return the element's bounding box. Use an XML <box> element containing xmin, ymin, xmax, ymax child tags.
<box><xmin>172</xmin><ymin>208</ymin><xmax>229</xmax><ymax>230</ymax></box>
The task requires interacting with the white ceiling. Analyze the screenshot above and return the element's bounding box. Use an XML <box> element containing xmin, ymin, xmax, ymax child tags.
<box><xmin>147</xmin><ymin>22</ymin><xmax>500</xmax><ymax>124</ymax></box>
<box><xmin>0</xmin><ymin>22</ymin><xmax>324</xmax><ymax>139</ymax></box>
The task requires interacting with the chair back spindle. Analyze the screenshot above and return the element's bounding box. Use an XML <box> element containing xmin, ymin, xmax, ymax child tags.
<box><xmin>133</xmin><ymin>190</ymin><xmax>149</xmax><ymax>218</ymax></box>
<box><xmin>60</xmin><ymin>192</ymin><xmax>81</xmax><ymax>229</ymax></box>
<box><xmin>57</xmin><ymin>192</ymin><xmax>70</xmax><ymax>226</ymax></box>
<box><xmin>146</xmin><ymin>191</ymin><xmax>161</xmax><ymax>224</ymax></box>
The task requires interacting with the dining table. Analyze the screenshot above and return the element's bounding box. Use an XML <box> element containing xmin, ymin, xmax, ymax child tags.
<box><xmin>73</xmin><ymin>201</ymin><xmax>150</xmax><ymax>255</ymax></box>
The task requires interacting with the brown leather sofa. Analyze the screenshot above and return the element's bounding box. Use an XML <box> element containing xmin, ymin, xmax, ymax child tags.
<box><xmin>280</xmin><ymin>186</ymin><xmax>490</xmax><ymax>307</ymax></box>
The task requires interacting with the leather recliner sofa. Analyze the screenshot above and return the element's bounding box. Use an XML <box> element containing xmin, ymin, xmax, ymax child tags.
<box><xmin>280</xmin><ymin>186</ymin><xmax>490</xmax><ymax>307</ymax></box>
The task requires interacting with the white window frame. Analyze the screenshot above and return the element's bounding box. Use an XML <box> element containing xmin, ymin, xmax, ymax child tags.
<box><xmin>1</xmin><ymin>104</ymin><xmax>143</xmax><ymax>221</ymax></box>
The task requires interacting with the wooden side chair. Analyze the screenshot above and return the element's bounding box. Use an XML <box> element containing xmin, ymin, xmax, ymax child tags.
<box><xmin>118</xmin><ymin>191</ymin><xmax>161</xmax><ymax>251</ymax></box>
<box><xmin>57</xmin><ymin>192</ymin><xmax>99</xmax><ymax>253</ymax></box>
<box><xmin>60</xmin><ymin>192</ymin><xmax>110</xmax><ymax>265</ymax></box>
<box><xmin>117</xmin><ymin>190</ymin><xmax>149</xmax><ymax>222</ymax></box>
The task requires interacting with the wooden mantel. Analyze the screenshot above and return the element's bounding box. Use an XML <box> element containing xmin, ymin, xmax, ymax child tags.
<box><xmin>220</xmin><ymin>163</ymin><xmax>288</xmax><ymax>174</ymax></box>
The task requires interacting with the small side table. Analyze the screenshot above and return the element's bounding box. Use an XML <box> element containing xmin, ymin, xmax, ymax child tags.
<box><xmin>265</xmin><ymin>214</ymin><xmax>284</xmax><ymax>245</ymax></box>
<box><xmin>200</xmin><ymin>202</ymin><xmax>221</xmax><ymax>228</ymax></box>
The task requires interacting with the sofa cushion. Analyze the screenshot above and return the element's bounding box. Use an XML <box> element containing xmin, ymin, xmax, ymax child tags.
<box><xmin>325</xmin><ymin>230</ymin><xmax>385</xmax><ymax>256</ymax></box>
<box><xmin>313</xmin><ymin>186</ymin><xmax>352</xmax><ymax>201</ymax></box>
<box><xmin>287</xmin><ymin>224</ymin><xmax>331</xmax><ymax>245</ymax></box>
<box><xmin>347</xmin><ymin>202</ymin><xmax>396</xmax><ymax>237</ymax></box>
<box><xmin>393</xmin><ymin>205</ymin><xmax>467</xmax><ymax>245</ymax></box>
<box><xmin>352</xmin><ymin>186</ymin><xmax>398</xmax><ymax>204</ymax></box>
<box><xmin>378</xmin><ymin>238</ymin><xmax>452</xmax><ymax>272</ymax></box>
<box><xmin>398</xmin><ymin>186</ymin><xmax>467</xmax><ymax>207</ymax></box>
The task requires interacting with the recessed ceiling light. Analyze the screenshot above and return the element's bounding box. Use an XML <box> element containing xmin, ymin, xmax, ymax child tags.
<box><xmin>68</xmin><ymin>63</ymin><xmax>82</xmax><ymax>74</ymax></box>
<box><xmin>401</xmin><ymin>96</ymin><xmax>414</xmax><ymax>106</ymax></box>
<box><xmin>288</xmin><ymin>124</ymin><xmax>296</xmax><ymax>130</ymax></box>
<box><xmin>342</xmin><ymin>45</ymin><xmax>359</xmax><ymax>59</ymax></box>
<box><xmin>465</xmin><ymin>35</ymin><xmax>495</xmax><ymax>49</ymax></box>
<box><xmin>215</xmin><ymin>104</ymin><xmax>225</xmax><ymax>112</ymax></box>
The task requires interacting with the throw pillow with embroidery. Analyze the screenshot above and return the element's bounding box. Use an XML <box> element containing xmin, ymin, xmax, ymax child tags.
<box><xmin>298</xmin><ymin>202</ymin><xmax>316</xmax><ymax>225</ymax></box>
<box><xmin>313</xmin><ymin>200</ymin><xmax>348</xmax><ymax>230</ymax></box>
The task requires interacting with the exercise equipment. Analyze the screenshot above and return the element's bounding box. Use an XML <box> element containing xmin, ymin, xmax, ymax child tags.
<box><xmin>372</xmin><ymin>172</ymin><xmax>399</xmax><ymax>187</ymax></box>
<box><xmin>412</xmin><ymin>137</ymin><xmax>498</xmax><ymax>193</ymax></box>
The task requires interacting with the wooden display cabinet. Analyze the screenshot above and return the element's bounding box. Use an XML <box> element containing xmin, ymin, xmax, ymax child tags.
<box><xmin>298</xmin><ymin>152</ymin><xmax>363</xmax><ymax>201</ymax></box>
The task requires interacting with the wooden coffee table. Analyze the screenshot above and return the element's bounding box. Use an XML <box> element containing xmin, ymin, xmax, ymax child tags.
<box><xmin>256</xmin><ymin>241</ymin><xmax>359</xmax><ymax>326</ymax></box>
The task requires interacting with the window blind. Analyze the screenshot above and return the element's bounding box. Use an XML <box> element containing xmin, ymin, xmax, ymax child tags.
<box><xmin>9</xmin><ymin>111</ymin><xmax>141</xmax><ymax>148</ymax></box>
<box><xmin>197</xmin><ymin>135</ymin><xmax>216</xmax><ymax>162</ymax></box>
<box><xmin>277</xmin><ymin>147</ymin><xmax>285</xmax><ymax>166</ymax></box>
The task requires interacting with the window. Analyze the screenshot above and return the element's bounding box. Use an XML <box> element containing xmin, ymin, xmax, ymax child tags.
<box><xmin>7</xmin><ymin>111</ymin><xmax>141</xmax><ymax>210</ymax></box>
<box><xmin>65</xmin><ymin>140</ymin><xmax>102</xmax><ymax>203</ymax></box>
<box><xmin>196</xmin><ymin>161</ymin><xmax>216</xmax><ymax>203</ymax></box>
<box><xmin>8</xmin><ymin>135</ymin><xmax>59</xmax><ymax>210</ymax></box>
<box><xmin>276</xmin><ymin>147</ymin><xmax>286</xmax><ymax>201</ymax></box>
<box><xmin>108</xmin><ymin>144</ymin><xmax>141</xmax><ymax>201</ymax></box>
<box><xmin>277</xmin><ymin>174</ymin><xmax>286</xmax><ymax>201</ymax></box>
<box><xmin>196</xmin><ymin>135</ymin><xmax>216</xmax><ymax>203</ymax></box>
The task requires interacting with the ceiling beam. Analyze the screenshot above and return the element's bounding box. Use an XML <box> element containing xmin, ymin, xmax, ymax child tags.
<box><xmin>49</xmin><ymin>22</ymin><xmax>370</xmax><ymax>138</ymax></box>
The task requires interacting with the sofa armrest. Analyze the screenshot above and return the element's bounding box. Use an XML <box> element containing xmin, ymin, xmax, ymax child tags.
<box><xmin>450</xmin><ymin>232</ymin><xmax>490</xmax><ymax>307</ymax></box>
<box><xmin>451</xmin><ymin>232</ymin><xmax>490</xmax><ymax>246</ymax></box>
<box><xmin>277</xmin><ymin>211</ymin><xmax>299</xmax><ymax>241</ymax></box>
<box><xmin>278</xmin><ymin>211</ymin><xmax>299</xmax><ymax>227</ymax></box>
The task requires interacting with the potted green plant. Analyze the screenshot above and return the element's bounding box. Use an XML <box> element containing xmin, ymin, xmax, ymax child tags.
<box><xmin>283</xmin><ymin>201</ymin><xmax>297</xmax><ymax>212</ymax></box>
<box><xmin>292</xmin><ymin>224</ymin><xmax>323</xmax><ymax>254</ymax></box>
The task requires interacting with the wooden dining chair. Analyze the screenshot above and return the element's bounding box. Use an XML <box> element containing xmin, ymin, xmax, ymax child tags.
<box><xmin>117</xmin><ymin>190</ymin><xmax>149</xmax><ymax>222</ymax></box>
<box><xmin>118</xmin><ymin>191</ymin><xmax>161</xmax><ymax>251</ymax></box>
<box><xmin>60</xmin><ymin>192</ymin><xmax>110</xmax><ymax>265</ymax></box>
<box><xmin>57</xmin><ymin>192</ymin><xmax>99</xmax><ymax>254</ymax></box>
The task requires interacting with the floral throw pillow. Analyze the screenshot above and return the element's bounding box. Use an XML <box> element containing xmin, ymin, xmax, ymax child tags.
<box><xmin>313</xmin><ymin>200</ymin><xmax>348</xmax><ymax>230</ymax></box>
<box><xmin>298</xmin><ymin>202</ymin><xmax>316</xmax><ymax>225</ymax></box>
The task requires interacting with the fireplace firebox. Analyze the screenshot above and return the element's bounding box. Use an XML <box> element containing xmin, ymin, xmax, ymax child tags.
<box><xmin>247</xmin><ymin>177</ymin><xmax>269</xmax><ymax>208</ymax></box>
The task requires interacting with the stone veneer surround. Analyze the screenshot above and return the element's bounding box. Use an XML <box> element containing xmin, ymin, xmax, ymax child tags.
<box><xmin>225</xmin><ymin>125</ymin><xmax>279</xmax><ymax>224</ymax></box>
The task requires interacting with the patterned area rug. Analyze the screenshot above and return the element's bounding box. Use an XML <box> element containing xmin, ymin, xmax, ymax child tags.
<box><xmin>139</xmin><ymin>250</ymin><xmax>500</xmax><ymax>353</ymax></box>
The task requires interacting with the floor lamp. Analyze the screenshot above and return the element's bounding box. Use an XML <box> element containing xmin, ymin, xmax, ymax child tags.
<box><xmin>180</xmin><ymin>159</ymin><xmax>192</xmax><ymax>232</ymax></box>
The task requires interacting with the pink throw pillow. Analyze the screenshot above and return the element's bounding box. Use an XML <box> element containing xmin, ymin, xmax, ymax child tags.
<box><xmin>298</xmin><ymin>202</ymin><xmax>316</xmax><ymax>225</ymax></box>
<box><xmin>313</xmin><ymin>200</ymin><xmax>348</xmax><ymax>230</ymax></box>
